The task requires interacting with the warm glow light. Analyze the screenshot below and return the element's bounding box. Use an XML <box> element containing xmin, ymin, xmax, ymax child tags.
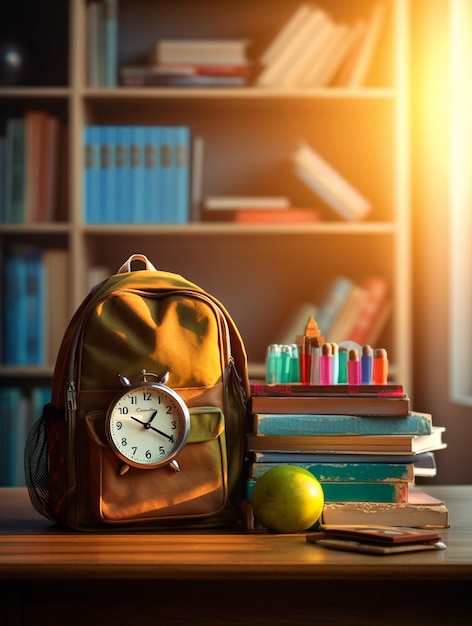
<box><xmin>449</xmin><ymin>0</ymin><xmax>472</xmax><ymax>403</ymax></box>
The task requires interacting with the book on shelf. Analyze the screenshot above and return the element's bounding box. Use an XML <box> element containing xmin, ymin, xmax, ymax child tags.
<box><xmin>246</xmin><ymin>425</ymin><xmax>447</xmax><ymax>455</ymax></box>
<box><xmin>348</xmin><ymin>276</ymin><xmax>390</xmax><ymax>345</ymax></box>
<box><xmin>250</xmin><ymin>460</ymin><xmax>415</xmax><ymax>483</ymax></box>
<box><xmin>257</xmin><ymin>3</ymin><xmax>385</xmax><ymax>89</ymax></box>
<box><xmin>44</xmin><ymin>248</ymin><xmax>69</xmax><ymax>365</ymax></box>
<box><xmin>203</xmin><ymin>196</ymin><xmax>291</xmax><ymax>210</ymax></box>
<box><xmin>250</xmin><ymin>395</ymin><xmax>411</xmax><ymax>417</ymax></box>
<box><xmin>87</xmin><ymin>0</ymin><xmax>117</xmax><ymax>87</ymax></box>
<box><xmin>293</xmin><ymin>142</ymin><xmax>371</xmax><ymax>221</ymax></box>
<box><xmin>233</xmin><ymin>208</ymin><xmax>320</xmax><ymax>224</ymax></box>
<box><xmin>120</xmin><ymin>63</ymin><xmax>249</xmax><ymax>87</ymax></box>
<box><xmin>247</xmin><ymin>479</ymin><xmax>408</xmax><ymax>504</ymax></box>
<box><xmin>151</xmin><ymin>39</ymin><xmax>250</xmax><ymax>66</ymax></box>
<box><xmin>323</xmin><ymin>283</ymin><xmax>369</xmax><ymax>343</ymax></box>
<box><xmin>321</xmin><ymin>485</ymin><xmax>449</xmax><ymax>528</ymax></box>
<box><xmin>3</xmin><ymin>118</ymin><xmax>25</xmax><ymax>224</ymax></box>
<box><xmin>83</xmin><ymin>125</ymin><xmax>191</xmax><ymax>224</ymax></box>
<box><xmin>338</xmin><ymin>2</ymin><xmax>386</xmax><ymax>88</ymax></box>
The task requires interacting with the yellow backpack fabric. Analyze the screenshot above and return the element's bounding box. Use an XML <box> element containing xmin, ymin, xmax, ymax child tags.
<box><xmin>25</xmin><ymin>254</ymin><xmax>249</xmax><ymax>530</ymax></box>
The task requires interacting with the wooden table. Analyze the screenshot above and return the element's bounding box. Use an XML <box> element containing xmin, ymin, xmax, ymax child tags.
<box><xmin>1</xmin><ymin>486</ymin><xmax>471</xmax><ymax>625</ymax></box>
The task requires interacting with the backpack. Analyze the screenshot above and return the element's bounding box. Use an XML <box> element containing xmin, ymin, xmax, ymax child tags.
<box><xmin>25</xmin><ymin>254</ymin><xmax>249</xmax><ymax>530</ymax></box>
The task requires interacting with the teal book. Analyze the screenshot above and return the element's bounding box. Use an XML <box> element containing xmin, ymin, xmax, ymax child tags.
<box><xmin>159</xmin><ymin>126</ymin><xmax>174</xmax><ymax>223</ymax></box>
<box><xmin>100</xmin><ymin>126</ymin><xmax>117</xmax><ymax>223</ymax></box>
<box><xmin>4</xmin><ymin>118</ymin><xmax>26</xmax><ymax>223</ymax></box>
<box><xmin>250</xmin><ymin>461</ymin><xmax>415</xmax><ymax>483</ymax></box>
<box><xmin>24</xmin><ymin>248</ymin><xmax>45</xmax><ymax>365</ymax></box>
<box><xmin>84</xmin><ymin>126</ymin><xmax>101</xmax><ymax>223</ymax></box>
<box><xmin>104</xmin><ymin>0</ymin><xmax>118</xmax><ymax>87</ymax></box>
<box><xmin>315</xmin><ymin>276</ymin><xmax>354</xmax><ymax>337</ymax></box>
<box><xmin>144</xmin><ymin>126</ymin><xmax>160</xmax><ymax>223</ymax></box>
<box><xmin>129</xmin><ymin>126</ymin><xmax>146</xmax><ymax>222</ymax></box>
<box><xmin>174</xmin><ymin>126</ymin><xmax>191</xmax><ymax>224</ymax></box>
<box><xmin>115</xmin><ymin>126</ymin><xmax>131</xmax><ymax>223</ymax></box>
<box><xmin>247</xmin><ymin>480</ymin><xmax>409</xmax><ymax>503</ymax></box>
<box><xmin>253</xmin><ymin>411</ymin><xmax>432</xmax><ymax>437</ymax></box>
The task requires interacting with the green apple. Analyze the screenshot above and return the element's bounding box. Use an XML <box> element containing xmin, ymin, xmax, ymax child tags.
<box><xmin>251</xmin><ymin>465</ymin><xmax>324</xmax><ymax>533</ymax></box>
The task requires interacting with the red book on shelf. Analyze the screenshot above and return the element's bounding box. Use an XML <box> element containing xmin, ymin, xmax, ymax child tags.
<box><xmin>234</xmin><ymin>208</ymin><xmax>320</xmax><ymax>224</ymax></box>
<box><xmin>348</xmin><ymin>276</ymin><xmax>390</xmax><ymax>345</ymax></box>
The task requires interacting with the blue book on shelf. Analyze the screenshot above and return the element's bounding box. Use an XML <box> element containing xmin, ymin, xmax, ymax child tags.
<box><xmin>129</xmin><ymin>126</ymin><xmax>146</xmax><ymax>222</ymax></box>
<box><xmin>100</xmin><ymin>126</ymin><xmax>117</xmax><ymax>222</ymax></box>
<box><xmin>115</xmin><ymin>126</ymin><xmax>131</xmax><ymax>223</ymax></box>
<box><xmin>144</xmin><ymin>126</ymin><xmax>160</xmax><ymax>223</ymax></box>
<box><xmin>159</xmin><ymin>126</ymin><xmax>175</xmax><ymax>223</ymax></box>
<box><xmin>84</xmin><ymin>126</ymin><xmax>101</xmax><ymax>223</ymax></box>
<box><xmin>253</xmin><ymin>411</ymin><xmax>433</xmax><ymax>437</ymax></box>
<box><xmin>3</xmin><ymin>250</ymin><xmax>26</xmax><ymax>364</ymax></box>
<box><xmin>250</xmin><ymin>461</ymin><xmax>414</xmax><ymax>483</ymax></box>
<box><xmin>104</xmin><ymin>0</ymin><xmax>118</xmax><ymax>87</ymax></box>
<box><xmin>24</xmin><ymin>248</ymin><xmax>45</xmax><ymax>365</ymax></box>
<box><xmin>174</xmin><ymin>126</ymin><xmax>191</xmax><ymax>224</ymax></box>
<box><xmin>0</xmin><ymin>136</ymin><xmax>5</xmax><ymax>222</ymax></box>
<box><xmin>4</xmin><ymin>118</ymin><xmax>26</xmax><ymax>224</ymax></box>
<box><xmin>316</xmin><ymin>276</ymin><xmax>354</xmax><ymax>337</ymax></box>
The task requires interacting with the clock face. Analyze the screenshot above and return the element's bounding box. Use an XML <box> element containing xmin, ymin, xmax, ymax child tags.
<box><xmin>106</xmin><ymin>383</ymin><xmax>190</xmax><ymax>468</ymax></box>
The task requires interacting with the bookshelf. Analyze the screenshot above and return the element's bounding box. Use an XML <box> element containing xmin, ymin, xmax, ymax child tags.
<box><xmin>0</xmin><ymin>0</ymin><xmax>411</xmax><ymax>459</ymax></box>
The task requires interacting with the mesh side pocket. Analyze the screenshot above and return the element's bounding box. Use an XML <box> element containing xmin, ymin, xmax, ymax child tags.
<box><xmin>24</xmin><ymin>414</ymin><xmax>55</xmax><ymax>521</ymax></box>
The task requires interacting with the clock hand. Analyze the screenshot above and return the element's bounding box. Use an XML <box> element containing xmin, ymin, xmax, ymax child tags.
<box><xmin>129</xmin><ymin>415</ymin><xmax>173</xmax><ymax>441</ymax></box>
<box><xmin>147</xmin><ymin>410</ymin><xmax>158</xmax><ymax>424</ymax></box>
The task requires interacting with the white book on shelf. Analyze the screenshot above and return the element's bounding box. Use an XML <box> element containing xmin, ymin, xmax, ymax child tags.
<box><xmin>298</xmin><ymin>22</ymin><xmax>350</xmax><ymax>88</ymax></box>
<box><xmin>293</xmin><ymin>143</ymin><xmax>371</xmax><ymax>221</ymax></box>
<box><xmin>277</xmin><ymin>10</ymin><xmax>333</xmax><ymax>89</ymax></box>
<box><xmin>154</xmin><ymin>39</ymin><xmax>250</xmax><ymax>65</ymax></box>
<box><xmin>311</xmin><ymin>21</ymin><xmax>367</xmax><ymax>87</ymax></box>
<box><xmin>256</xmin><ymin>9</ymin><xmax>325</xmax><ymax>87</ymax></box>
<box><xmin>260</xmin><ymin>4</ymin><xmax>313</xmax><ymax>66</ymax></box>
<box><xmin>343</xmin><ymin>2</ymin><xmax>386</xmax><ymax>87</ymax></box>
<box><xmin>203</xmin><ymin>196</ymin><xmax>290</xmax><ymax>210</ymax></box>
<box><xmin>333</xmin><ymin>19</ymin><xmax>368</xmax><ymax>86</ymax></box>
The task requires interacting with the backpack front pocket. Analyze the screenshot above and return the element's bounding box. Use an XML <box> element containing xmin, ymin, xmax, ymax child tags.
<box><xmin>85</xmin><ymin>406</ymin><xmax>228</xmax><ymax>524</ymax></box>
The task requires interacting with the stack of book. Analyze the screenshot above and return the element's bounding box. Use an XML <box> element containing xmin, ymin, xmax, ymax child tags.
<box><xmin>83</xmin><ymin>125</ymin><xmax>191</xmax><ymax>224</ymax></box>
<box><xmin>246</xmin><ymin>382</ymin><xmax>449</xmax><ymax>528</ymax></box>
<box><xmin>256</xmin><ymin>2</ymin><xmax>386</xmax><ymax>89</ymax></box>
<box><xmin>121</xmin><ymin>39</ymin><xmax>251</xmax><ymax>88</ymax></box>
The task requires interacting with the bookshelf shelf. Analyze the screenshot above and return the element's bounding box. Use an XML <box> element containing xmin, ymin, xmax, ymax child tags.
<box><xmin>0</xmin><ymin>1</ymin><xmax>412</xmax><ymax>467</ymax></box>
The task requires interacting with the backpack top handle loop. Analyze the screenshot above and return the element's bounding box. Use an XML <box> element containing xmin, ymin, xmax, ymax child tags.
<box><xmin>117</xmin><ymin>254</ymin><xmax>158</xmax><ymax>274</ymax></box>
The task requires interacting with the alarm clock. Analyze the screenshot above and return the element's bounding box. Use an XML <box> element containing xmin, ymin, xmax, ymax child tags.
<box><xmin>106</xmin><ymin>370</ymin><xmax>190</xmax><ymax>473</ymax></box>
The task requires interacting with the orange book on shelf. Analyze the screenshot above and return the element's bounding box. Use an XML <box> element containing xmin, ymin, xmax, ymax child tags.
<box><xmin>234</xmin><ymin>208</ymin><xmax>320</xmax><ymax>224</ymax></box>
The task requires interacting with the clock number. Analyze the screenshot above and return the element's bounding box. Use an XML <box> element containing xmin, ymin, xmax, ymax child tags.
<box><xmin>121</xmin><ymin>437</ymin><xmax>127</xmax><ymax>447</ymax></box>
<box><xmin>118</xmin><ymin>407</ymin><xmax>129</xmax><ymax>415</ymax></box>
<box><xmin>143</xmin><ymin>392</ymin><xmax>151</xmax><ymax>401</ymax></box>
<box><xmin>166</xmin><ymin>405</ymin><xmax>172</xmax><ymax>414</ymax></box>
<box><xmin>171</xmin><ymin>420</ymin><xmax>176</xmax><ymax>430</ymax></box>
<box><xmin>132</xmin><ymin>446</ymin><xmax>137</xmax><ymax>456</ymax></box>
<box><xmin>159</xmin><ymin>446</ymin><xmax>166</xmax><ymax>456</ymax></box>
<box><xmin>146</xmin><ymin>450</ymin><xmax>152</xmax><ymax>459</ymax></box>
<box><xmin>116</xmin><ymin>421</ymin><xmax>123</xmax><ymax>430</ymax></box>
<box><xmin>130</xmin><ymin>396</ymin><xmax>137</xmax><ymax>405</ymax></box>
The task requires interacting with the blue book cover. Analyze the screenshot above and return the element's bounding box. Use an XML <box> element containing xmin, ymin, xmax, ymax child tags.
<box><xmin>250</xmin><ymin>461</ymin><xmax>415</xmax><ymax>482</ymax></box>
<box><xmin>115</xmin><ymin>126</ymin><xmax>131</xmax><ymax>222</ymax></box>
<box><xmin>24</xmin><ymin>248</ymin><xmax>45</xmax><ymax>365</ymax></box>
<box><xmin>100</xmin><ymin>126</ymin><xmax>117</xmax><ymax>222</ymax></box>
<box><xmin>3</xmin><ymin>250</ymin><xmax>26</xmax><ymax>364</ymax></box>
<box><xmin>253</xmin><ymin>411</ymin><xmax>432</xmax><ymax>437</ymax></box>
<box><xmin>4</xmin><ymin>118</ymin><xmax>26</xmax><ymax>224</ymax></box>
<box><xmin>84</xmin><ymin>126</ymin><xmax>101</xmax><ymax>223</ymax></box>
<box><xmin>246</xmin><ymin>480</ymin><xmax>408</xmax><ymax>503</ymax></box>
<box><xmin>144</xmin><ymin>126</ymin><xmax>160</xmax><ymax>223</ymax></box>
<box><xmin>159</xmin><ymin>126</ymin><xmax>174</xmax><ymax>223</ymax></box>
<box><xmin>129</xmin><ymin>126</ymin><xmax>146</xmax><ymax>222</ymax></box>
<box><xmin>174</xmin><ymin>126</ymin><xmax>191</xmax><ymax>224</ymax></box>
<box><xmin>316</xmin><ymin>276</ymin><xmax>354</xmax><ymax>337</ymax></box>
<box><xmin>103</xmin><ymin>0</ymin><xmax>118</xmax><ymax>87</ymax></box>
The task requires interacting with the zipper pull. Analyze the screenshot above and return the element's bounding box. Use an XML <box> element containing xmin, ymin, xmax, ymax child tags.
<box><xmin>67</xmin><ymin>381</ymin><xmax>77</xmax><ymax>414</ymax></box>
